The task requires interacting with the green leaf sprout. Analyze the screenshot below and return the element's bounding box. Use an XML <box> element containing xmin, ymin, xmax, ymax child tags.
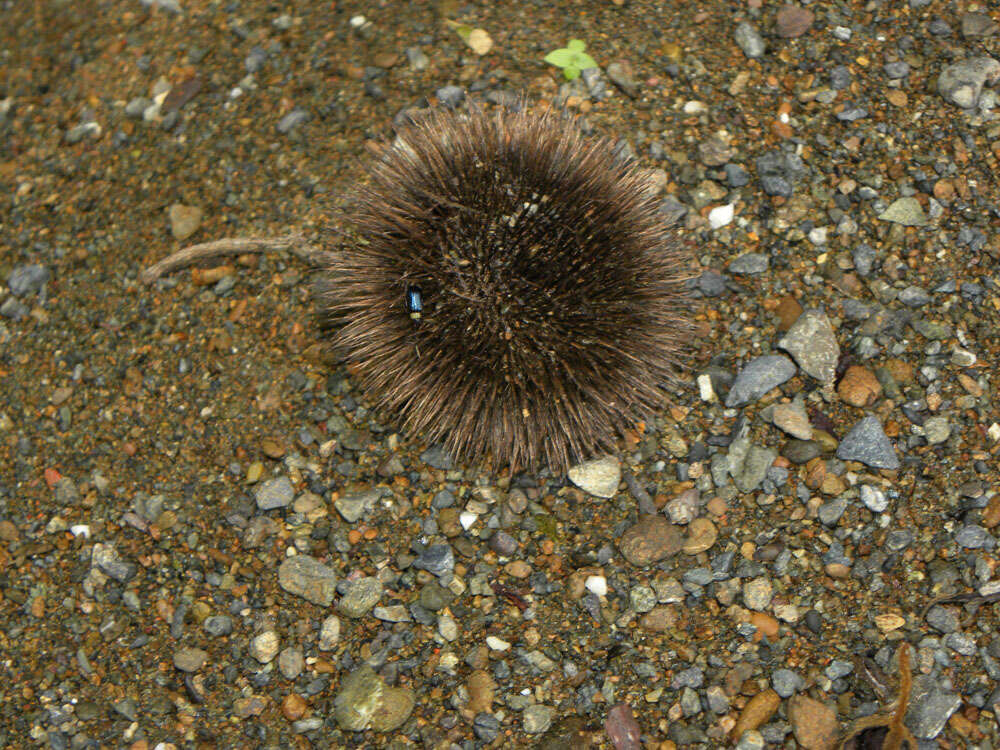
<box><xmin>543</xmin><ymin>39</ymin><xmax>598</xmax><ymax>81</ymax></box>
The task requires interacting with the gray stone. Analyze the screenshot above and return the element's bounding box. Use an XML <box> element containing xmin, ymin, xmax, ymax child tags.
<box><xmin>278</xmin><ymin>555</ymin><xmax>338</xmax><ymax>606</ymax></box>
<box><xmin>664</xmin><ymin>488</ymin><xmax>699</xmax><ymax>524</ymax></box>
<box><xmin>8</xmin><ymin>264</ymin><xmax>49</xmax><ymax>297</ymax></box>
<box><xmin>734</xmin><ymin>22</ymin><xmax>766</xmax><ymax>59</ymax></box>
<box><xmin>899</xmin><ymin>285</ymin><xmax>931</xmax><ymax>307</ymax></box>
<box><xmin>276</xmin><ymin>108</ymin><xmax>309</xmax><ymax>134</ymax></box>
<box><xmin>925</xmin><ymin>605</ymin><xmax>960</xmax><ymax>633</ymax></box>
<box><xmin>335</xmin><ymin>489</ymin><xmax>379</xmax><ymax>522</ymax></box>
<box><xmin>435</xmin><ymin>86</ymin><xmax>465</xmax><ymax>108</ymax></box>
<box><xmin>580</xmin><ymin>68</ymin><xmax>608</xmax><ymax>101</ymax></box>
<box><xmin>606</xmin><ymin>62</ymin><xmax>638</xmax><ymax>98</ymax></box>
<box><xmin>728</xmin><ymin>252</ymin><xmax>770</xmax><ymax>275</ymax></box>
<box><xmin>64</xmin><ymin>122</ymin><xmax>101</xmax><ymax>143</ymax></box>
<box><xmin>961</xmin><ymin>12</ymin><xmax>998</xmax><ymax>39</ymax></box>
<box><xmin>734</xmin><ymin>445</ymin><xmax>776</xmax><ymax>493</ymax></box>
<box><xmin>954</xmin><ymin>525</ymin><xmax>993</xmax><ymax>549</ymax></box>
<box><xmin>836</xmin><ymin>416</ymin><xmax>900</xmax><ymax>469</ymax></box>
<box><xmin>420</xmin><ymin>444</ymin><xmax>454</xmax><ymax>469</ymax></box>
<box><xmin>859</xmin><ymin>485</ymin><xmax>888</xmax><ymax>513</ymax></box>
<box><xmin>725</xmin><ymin>163</ymin><xmax>750</xmax><ymax>187</ymax></box>
<box><xmin>339</xmin><ymin>576</ymin><xmax>383</xmax><ymax>618</ymax></box>
<box><xmin>244</xmin><ymin>46</ymin><xmax>267</xmax><ymax>73</ymax></box>
<box><xmin>568</xmin><ymin>456</ymin><xmax>620</xmax><ymax>498</ymax></box>
<box><xmin>824</xmin><ymin>659</ymin><xmax>854</xmax><ymax>680</ymax></box>
<box><xmin>140</xmin><ymin>0</ymin><xmax>183</xmax><ymax>12</ymax></box>
<box><xmin>173</xmin><ymin>647</ymin><xmax>208</xmax><ymax>672</ymax></box>
<box><xmin>782</xmin><ymin>439</ymin><xmax>822</xmax><ymax>465</ymax></box>
<box><xmin>255</xmin><ymin>476</ymin><xmax>294</xmax><ymax>510</ymax></box>
<box><xmin>884</xmin><ymin>61</ymin><xmax>910</xmax><ymax>79</ymax></box>
<box><xmin>278</xmin><ymin>647</ymin><xmax>304</xmax><ymax>679</ymax></box>
<box><xmin>756</xmin><ymin>150</ymin><xmax>805</xmax><ymax>197</ymax></box>
<box><xmin>658</xmin><ymin>196</ymin><xmax>688</xmax><ymax>225</ymax></box>
<box><xmin>778</xmin><ymin>309</ymin><xmax>839</xmax><ymax>383</ymax></box>
<box><xmin>818</xmin><ymin>496</ymin><xmax>848</xmax><ymax>526</ymax></box>
<box><xmin>405</xmin><ymin>47</ymin><xmax>429</xmax><ymax>71</ymax></box>
<box><xmin>671</xmin><ymin>666</ymin><xmax>705</xmax><ymax>689</ymax></box>
<box><xmin>523</xmin><ymin>704</ymin><xmax>555</xmax><ymax>734</ymax></box>
<box><xmin>413</xmin><ymin>544</ymin><xmax>454</xmax><ymax>577</ymax></box>
<box><xmin>878</xmin><ymin>197</ymin><xmax>927</xmax><ymax>226</ymax></box>
<box><xmin>203</xmin><ymin>615</ymin><xmax>233</xmax><ymax>637</ymax></box>
<box><xmin>725</xmin><ymin>355</ymin><xmax>797</xmax><ymax>407</ymax></box>
<box><xmin>707</xmin><ymin>685</ymin><xmax>730</xmax><ymax>714</ymax></box>
<box><xmin>907</xmin><ymin>675</ymin><xmax>961</xmax><ymax>738</ymax></box>
<box><xmin>125</xmin><ymin>97</ymin><xmax>151</xmax><ymax>118</ymax></box>
<box><xmin>836</xmin><ymin>104</ymin><xmax>868</xmax><ymax>122</ymax></box>
<box><xmin>937</xmin><ymin>56</ymin><xmax>1000</xmax><ymax>109</ymax></box>
<box><xmin>474</xmin><ymin>712</ymin><xmax>501</xmax><ymax>741</ymax></box>
<box><xmin>91</xmin><ymin>543</ymin><xmax>137</xmax><ymax>583</ymax></box>
<box><xmin>372</xmin><ymin>604</ymin><xmax>410</xmax><ymax>622</ymax></box>
<box><xmin>771</xmin><ymin>668</ymin><xmax>803</xmax><ymax>697</ymax></box>
<box><xmin>1</xmin><ymin>297</ymin><xmax>29</xmax><ymax>320</ymax></box>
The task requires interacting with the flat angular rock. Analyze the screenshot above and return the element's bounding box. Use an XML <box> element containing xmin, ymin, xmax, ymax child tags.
<box><xmin>278</xmin><ymin>555</ymin><xmax>338</xmax><ymax>606</ymax></box>
<box><xmin>836</xmin><ymin>416</ymin><xmax>900</xmax><ymax>469</ymax></box>
<box><xmin>734</xmin><ymin>445</ymin><xmax>777</xmax><ymax>492</ymax></box>
<box><xmin>338</xmin><ymin>576</ymin><xmax>383</xmax><ymax>618</ymax></box>
<box><xmin>8</xmin><ymin>264</ymin><xmax>49</xmax><ymax>297</ymax></box>
<box><xmin>908</xmin><ymin>675</ymin><xmax>961</xmax><ymax>739</ymax></box>
<box><xmin>725</xmin><ymin>355</ymin><xmax>797</xmax><ymax>407</ymax></box>
<box><xmin>568</xmin><ymin>456</ymin><xmax>621</xmax><ymax>498</ymax></box>
<box><xmin>937</xmin><ymin>56</ymin><xmax>1000</xmax><ymax>108</ymax></box>
<box><xmin>255</xmin><ymin>476</ymin><xmax>294</xmax><ymax>510</ymax></box>
<box><xmin>173</xmin><ymin>647</ymin><xmax>208</xmax><ymax>672</ymax></box>
<box><xmin>878</xmin><ymin>197</ymin><xmax>928</xmax><ymax>226</ymax></box>
<box><xmin>778</xmin><ymin>309</ymin><xmax>839</xmax><ymax>383</ymax></box>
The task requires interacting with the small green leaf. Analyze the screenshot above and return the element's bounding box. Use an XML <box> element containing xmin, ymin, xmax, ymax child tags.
<box><xmin>544</xmin><ymin>49</ymin><xmax>576</xmax><ymax>68</ymax></box>
<box><xmin>567</xmin><ymin>39</ymin><xmax>586</xmax><ymax>53</ymax></box>
<box><xmin>563</xmin><ymin>65</ymin><xmax>580</xmax><ymax>80</ymax></box>
<box><xmin>571</xmin><ymin>51</ymin><xmax>597</xmax><ymax>70</ymax></box>
<box><xmin>445</xmin><ymin>19</ymin><xmax>473</xmax><ymax>42</ymax></box>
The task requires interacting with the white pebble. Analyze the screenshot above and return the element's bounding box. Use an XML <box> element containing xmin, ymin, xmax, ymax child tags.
<box><xmin>584</xmin><ymin>575</ymin><xmax>607</xmax><ymax>597</ymax></box>
<box><xmin>697</xmin><ymin>373</ymin><xmax>716</xmax><ymax>402</ymax></box>
<box><xmin>708</xmin><ymin>204</ymin><xmax>734</xmax><ymax>229</ymax></box>
<box><xmin>486</xmin><ymin>635</ymin><xmax>511</xmax><ymax>651</ymax></box>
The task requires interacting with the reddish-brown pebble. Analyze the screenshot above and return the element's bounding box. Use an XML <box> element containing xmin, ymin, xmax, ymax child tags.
<box><xmin>788</xmin><ymin>695</ymin><xmax>838</xmax><ymax>749</ymax></box>
<box><xmin>732</xmin><ymin>689</ymin><xmax>781</xmax><ymax>738</ymax></box>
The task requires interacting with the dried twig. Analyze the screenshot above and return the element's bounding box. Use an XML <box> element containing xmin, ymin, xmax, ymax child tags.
<box><xmin>140</xmin><ymin>233</ymin><xmax>332</xmax><ymax>285</ymax></box>
<box><xmin>839</xmin><ymin>642</ymin><xmax>917</xmax><ymax>749</ymax></box>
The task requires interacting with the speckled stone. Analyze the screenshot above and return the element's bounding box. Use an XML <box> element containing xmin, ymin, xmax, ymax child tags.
<box><xmin>277</xmin><ymin>555</ymin><xmax>338</xmax><ymax>606</ymax></box>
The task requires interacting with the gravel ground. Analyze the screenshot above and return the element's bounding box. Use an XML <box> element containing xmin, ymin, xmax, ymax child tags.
<box><xmin>2</xmin><ymin>0</ymin><xmax>1000</xmax><ymax>748</ymax></box>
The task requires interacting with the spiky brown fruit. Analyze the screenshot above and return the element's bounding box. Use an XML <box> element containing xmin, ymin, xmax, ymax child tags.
<box><xmin>320</xmin><ymin>106</ymin><xmax>692</xmax><ymax>473</ymax></box>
